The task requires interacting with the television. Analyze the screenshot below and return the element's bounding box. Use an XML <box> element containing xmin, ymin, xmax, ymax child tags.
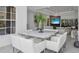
<box><xmin>51</xmin><ymin>18</ymin><xmax>60</xmax><ymax>24</ymax></box>
<box><xmin>50</xmin><ymin>16</ymin><xmax>60</xmax><ymax>26</ymax></box>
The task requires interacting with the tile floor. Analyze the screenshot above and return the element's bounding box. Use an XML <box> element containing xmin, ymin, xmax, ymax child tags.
<box><xmin>63</xmin><ymin>35</ymin><xmax>79</xmax><ymax>53</ymax></box>
<box><xmin>0</xmin><ymin>35</ymin><xmax>79</xmax><ymax>53</ymax></box>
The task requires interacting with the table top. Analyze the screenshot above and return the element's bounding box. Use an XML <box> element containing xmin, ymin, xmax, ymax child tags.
<box><xmin>21</xmin><ymin>30</ymin><xmax>57</xmax><ymax>39</ymax></box>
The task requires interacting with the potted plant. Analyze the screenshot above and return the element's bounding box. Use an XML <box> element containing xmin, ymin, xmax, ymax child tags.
<box><xmin>34</xmin><ymin>12</ymin><xmax>47</xmax><ymax>33</ymax></box>
<box><xmin>53</xmin><ymin>26</ymin><xmax>57</xmax><ymax>29</ymax></box>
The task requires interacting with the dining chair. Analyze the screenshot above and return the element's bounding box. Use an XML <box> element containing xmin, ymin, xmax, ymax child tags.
<box><xmin>46</xmin><ymin>32</ymin><xmax>67</xmax><ymax>53</ymax></box>
<box><xmin>11</xmin><ymin>35</ymin><xmax>46</xmax><ymax>53</ymax></box>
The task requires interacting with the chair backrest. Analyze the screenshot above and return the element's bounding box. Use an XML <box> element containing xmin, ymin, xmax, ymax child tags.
<box><xmin>58</xmin><ymin>32</ymin><xmax>67</xmax><ymax>48</ymax></box>
<box><xmin>11</xmin><ymin>35</ymin><xmax>22</xmax><ymax>50</ymax></box>
<box><xmin>20</xmin><ymin>37</ymin><xmax>34</xmax><ymax>53</ymax></box>
<box><xmin>11</xmin><ymin>35</ymin><xmax>34</xmax><ymax>53</ymax></box>
<box><xmin>11</xmin><ymin>35</ymin><xmax>46</xmax><ymax>53</ymax></box>
<box><xmin>78</xmin><ymin>31</ymin><xmax>79</xmax><ymax>41</ymax></box>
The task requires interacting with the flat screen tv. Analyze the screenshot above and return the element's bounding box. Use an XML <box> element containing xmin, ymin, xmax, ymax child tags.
<box><xmin>51</xmin><ymin>18</ymin><xmax>60</xmax><ymax>24</ymax></box>
<box><xmin>50</xmin><ymin>16</ymin><xmax>60</xmax><ymax>27</ymax></box>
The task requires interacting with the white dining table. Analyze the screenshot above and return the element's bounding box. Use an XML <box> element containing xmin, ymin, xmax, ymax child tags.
<box><xmin>21</xmin><ymin>30</ymin><xmax>58</xmax><ymax>39</ymax></box>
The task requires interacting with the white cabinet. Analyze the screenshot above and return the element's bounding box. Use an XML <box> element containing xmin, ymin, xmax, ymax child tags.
<box><xmin>0</xmin><ymin>35</ymin><xmax>11</xmax><ymax>47</ymax></box>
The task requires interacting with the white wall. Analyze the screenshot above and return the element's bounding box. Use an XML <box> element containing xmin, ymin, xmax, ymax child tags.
<box><xmin>27</xmin><ymin>8</ymin><xmax>78</xmax><ymax>29</ymax></box>
<box><xmin>78</xmin><ymin>7</ymin><xmax>79</xmax><ymax>31</ymax></box>
<box><xmin>27</xmin><ymin>9</ymin><xmax>35</xmax><ymax>29</ymax></box>
<box><xmin>55</xmin><ymin>11</ymin><xmax>78</xmax><ymax>19</ymax></box>
<box><xmin>78</xmin><ymin>7</ymin><xmax>79</xmax><ymax>41</ymax></box>
<box><xmin>16</xmin><ymin>6</ymin><xmax>27</xmax><ymax>34</ymax></box>
<box><xmin>27</xmin><ymin>9</ymin><xmax>50</xmax><ymax>29</ymax></box>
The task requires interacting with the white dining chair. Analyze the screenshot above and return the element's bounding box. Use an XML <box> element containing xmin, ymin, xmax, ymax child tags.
<box><xmin>11</xmin><ymin>35</ymin><xmax>22</xmax><ymax>52</ymax></box>
<box><xmin>78</xmin><ymin>31</ymin><xmax>79</xmax><ymax>41</ymax></box>
<box><xmin>46</xmin><ymin>32</ymin><xmax>67</xmax><ymax>53</ymax></box>
<box><xmin>11</xmin><ymin>35</ymin><xmax>46</xmax><ymax>53</ymax></box>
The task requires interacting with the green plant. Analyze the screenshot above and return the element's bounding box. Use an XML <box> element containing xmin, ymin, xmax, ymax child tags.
<box><xmin>34</xmin><ymin>12</ymin><xmax>47</xmax><ymax>29</ymax></box>
<box><xmin>53</xmin><ymin>26</ymin><xmax>56</xmax><ymax>29</ymax></box>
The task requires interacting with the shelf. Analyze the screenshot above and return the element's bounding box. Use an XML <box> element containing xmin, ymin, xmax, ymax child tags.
<box><xmin>0</xmin><ymin>6</ymin><xmax>6</xmax><ymax>12</ymax></box>
<box><xmin>0</xmin><ymin>21</ymin><xmax>6</xmax><ymax>27</ymax></box>
<box><xmin>11</xmin><ymin>26</ymin><xmax>16</xmax><ymax>28</ymax></box>
<box><xmin>0</xmin><ymin>27</ymin><xmax>6</xmax><ymax>29</ymax></box>
<box><xmin>0</xmin><ymin>19</ymin><xmax>6</xmax><ymax>20</ymax></box>
<box><xmin>6</xmin><ymin>21</ymin><xmax>11</xmax><ymax>27</ymax></box>
<box><xmin>6</xmin><ymin>28</ymin><xmax>10</xmax><ymax>34</ymax></box>
<box><xmin>6</xmin><ymin>27</ymin><xmax>16</xmax><ymax>34</ymax></box>
<box><xmin>11</xmin><ymin>28</ymin><xmax>16</xmax><ymax>34</ymax></box>
<box><xmin>0</xmin><ymin>6</ymin><xmax>16</xmax><ymax>35</ymax></box>
<box><xmin>0</xmin><ymin>29</ymin><xmax>5</xmax><ymax>35</ymax></box>
<box><xmin>11</xmin><ymin>6</ymin><xmax>16</xmax><ymax>13</ymax></box>
<box><xmin>6</xmin><ymin>6</ymin><xmax>11</xmax><ymax>13</ymax></box>
<box><xmin>5</xmin><ymin>19</ymin><xmax>16</xmax><ymax>21</ymax></box>
<box><xmin>6</xmin><ymin>13</ymin><xmax>16</xmax><ymax>19</ymax></box>
<box><xmin>12</xmin><ymin>21</ymin><xmax>15</xmax><ymax>27</ymax></box>
<box><xmin>12</xmin><ymin>14</ymin><xmax>16</xmax><ymax>19</ymax></box>
<box><xmin>0</xmin><ymin>12</ymin><xmax>6</xmax><ymax>19</ymax></box>
<box><xmin>61</xmin><ymin>19</ymin><xmax>78</xmax><ymax>27</ymax></box>
<box><xmin>6</xmin><ymin>6</ymin><xmax>16</xmax><ymax>13</ymax></box>
<box><xmin>6</xmin><ymin>13</ymin><xmax>11</xmax><ymax>19</ymax></box>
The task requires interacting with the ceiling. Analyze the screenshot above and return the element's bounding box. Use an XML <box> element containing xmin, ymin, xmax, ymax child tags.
<box><xmin>27</xmin><ymin>6</ymin><xmax>78</xmax><ymax>15</ymax></box>
<box><xmin>27</xmin><ymin>6</ymin><xmax>50</xmax><ymax>12</ymax></box>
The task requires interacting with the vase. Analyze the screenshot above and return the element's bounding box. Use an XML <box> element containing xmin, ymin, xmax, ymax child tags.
<box><xmin>38</xmin><ymin>22</ymin><xmax>44</xmax><ymax>33</ymax></box>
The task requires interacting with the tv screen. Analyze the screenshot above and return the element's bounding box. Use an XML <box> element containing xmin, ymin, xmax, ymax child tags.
<box><xmin>51</xmin><ymin>18</ymin><xmax>60</xmax><ymax>24</ymax></box>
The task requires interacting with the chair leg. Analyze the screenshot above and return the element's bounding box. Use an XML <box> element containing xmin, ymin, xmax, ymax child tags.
<box><xmin>44</xmin><ymin>48</ymin><xmax>46</xmax><ymax>53</ymax></box>
<box><xmin>58</xmin><ymin>47</ymin><xmax>64</xmax><ymax>53</ymax></box>
<box><xmin>63</xmin><ymin>42</ymin><xmax>66</xmax><ymax>48</ymax></box>
<box><xmin>13</xmin><ymin>47</ymin><xmax>22</xmax><ymax>53</ymax></box>
<box><xmin>13</xmin><ymin>47</ymin><xmax>15</xmax><ymax>53</ymax></box>
<box><xmin>41</xmin><ymin>49</ymin><xmax>45</xmax><ymax>53</ymax></box>
<box><xmin>59</xmin><ymin>43</ymin><xmax>66</xmax><ymax>53</ymax></box>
